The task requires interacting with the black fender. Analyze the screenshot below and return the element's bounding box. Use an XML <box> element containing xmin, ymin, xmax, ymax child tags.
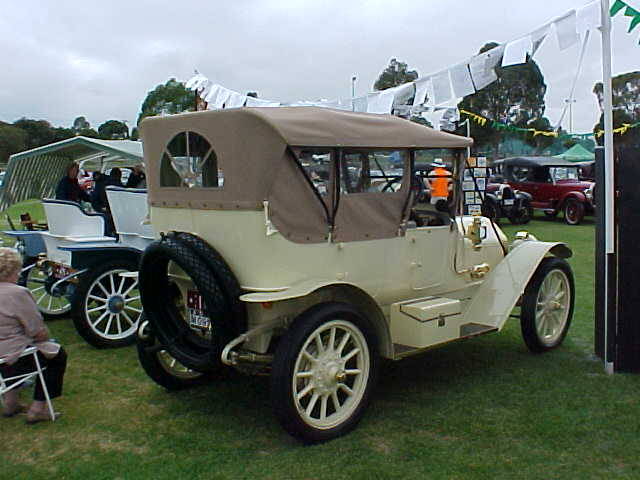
<box><xmin>63</xmin><ymin>245</ymin><xmax>142</xmax><ymax>270</ymax></box>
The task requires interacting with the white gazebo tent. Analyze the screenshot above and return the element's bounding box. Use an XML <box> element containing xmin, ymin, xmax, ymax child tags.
<box><xmin>0</xmin><ymin>136</ymin><xmax>143</xmax><ymax>211</ymax></box>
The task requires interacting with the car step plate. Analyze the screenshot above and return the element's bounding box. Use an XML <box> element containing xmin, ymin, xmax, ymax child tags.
<box><xmin>459</xmin><ymin>323</ymin><xmax>498</xmax><ymax>338</ymax></box>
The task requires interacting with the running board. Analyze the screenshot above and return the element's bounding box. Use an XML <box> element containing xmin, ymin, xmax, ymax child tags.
<box><xmin>459</xmin><ymin>323</ymin><xmax>498</xmax><ymax>338</ymax></box>
<box><xmin>393</xmin><ymin>323</ymin><xmax>497</xmax><ymax>359</ymax></box>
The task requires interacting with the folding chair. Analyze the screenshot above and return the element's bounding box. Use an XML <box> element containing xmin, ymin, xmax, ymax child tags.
<box><xmin>0</xmin><ymin>347</ymin><xmax>55</xmax><ymax>421</ymax></box>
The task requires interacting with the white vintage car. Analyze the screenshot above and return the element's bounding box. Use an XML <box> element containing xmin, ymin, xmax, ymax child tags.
<box><xmin>137</xmin><ymin>107</ymin><xmax>574</xmax><ymax>443</ymax></box>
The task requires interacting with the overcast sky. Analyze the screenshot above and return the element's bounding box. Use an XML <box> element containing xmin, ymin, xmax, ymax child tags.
<box><xmin>1</xmin><ymin>0</ymin><xmax>638</xmax><ymax>134</ymax></box>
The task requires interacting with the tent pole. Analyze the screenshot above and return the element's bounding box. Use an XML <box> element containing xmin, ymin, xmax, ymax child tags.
<box><xmin>600</xmin><ymin>0</ymin><xmax>615</xmax><ymax>374</ymax></box>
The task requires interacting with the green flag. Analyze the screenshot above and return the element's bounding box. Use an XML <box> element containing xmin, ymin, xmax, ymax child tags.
<box><xmin>611</xmin><ymin>0</ymin><xmax>627</xmax><ymax>16</ymax></box>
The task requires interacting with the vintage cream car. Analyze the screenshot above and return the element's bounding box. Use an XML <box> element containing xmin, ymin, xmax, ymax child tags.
<box><xmin>137</xmin><ymin>107</ymin><xmax>574</xmax><ymax>443</ymax></box>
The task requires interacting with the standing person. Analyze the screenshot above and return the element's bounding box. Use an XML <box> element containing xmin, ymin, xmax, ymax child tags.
<box><xmin>427</xmin><ymin>158</ymin><xmax>452</xmax><ymax>206</ymax></box>
<box><xmin>55</xmin><ymin>162</ymin><xmax>91</xmax><ymax>204</ymax></box>
<box><xmin>0</xmin><ymin>248</ymin><xmax>67</xmax><ymax>424</ymax></box>
<box><xmin>126</xmin><ymin>165</ymin><xmax>146</xmax><ymax>188</ymax></box>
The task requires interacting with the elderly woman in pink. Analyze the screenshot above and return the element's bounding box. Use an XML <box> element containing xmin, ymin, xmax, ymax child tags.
<box><xmin>0</xmin><ymin>247</ymin><xmax>67</xmax><ymax>423</ymax></box>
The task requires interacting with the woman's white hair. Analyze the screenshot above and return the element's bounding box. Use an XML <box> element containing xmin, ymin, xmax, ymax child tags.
<box><xmin>0</xmin><ymin>247</ymin><xmax>23</xmax><ymax>283</ymax></box>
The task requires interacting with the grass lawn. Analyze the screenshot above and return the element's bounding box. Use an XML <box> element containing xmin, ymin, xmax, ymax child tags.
<box><xmin>1</xmin><ymin>202</ymin><xmax>639</xmax><ymax>479</ymax></box>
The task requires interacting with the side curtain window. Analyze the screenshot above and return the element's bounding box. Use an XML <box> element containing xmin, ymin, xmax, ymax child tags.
<box><xmin>296</xmin><ymin>149</ymin><xmax>333</xmax><ymax>196</ymax></box>
<box><xmin>340</xmin><ymin>150</ymin><xmax>406</xmax><ymax>194</ymax></box>
<box><xmin>160</xmin><ymin>131</ymin><xmax>222</xmax><ymax>188</ymax></box>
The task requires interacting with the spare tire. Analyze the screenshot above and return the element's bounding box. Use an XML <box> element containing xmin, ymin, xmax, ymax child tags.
<box><xmin>139</xmin><ymin>233</ymin><xmax>245</xmax><ymax>372</ymax></box>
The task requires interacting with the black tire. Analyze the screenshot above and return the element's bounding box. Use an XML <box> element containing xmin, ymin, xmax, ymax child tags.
<box><xmin>136</xmin><ymin>328</ymin><xmax>208</xmax><ymax>391</ymax></box>
<box><xmin>481</xmin><ymin>201</ymin><xmax>499</xmax><ymax>224</ymax></box>
<box><xmin>71</xmin><ymin>259</ymin><xmax>141</xmax><ymax>348</ymax></box>
<box><xmin>508</xmin><ymin>203</ymin><xmax>533</xmax><ymax>225</ymax></box>
<box><xmin>270</xmin><ymin>302</ymin><xmax>379</xmax><ymax>443</ymax></box>
<box><xmin>19</xmin><ymin>257</ymin><xmax>72</xmax><ymax>320</ymax></box>
<box><xmin>138</xmin><ymin>234</ymin><xmax>244</xmax><ymax>372</ymax></box>
<box><xmin>563</xmin><ymin>198</ymin><xmax>585</xmax><ymax>225</ymax></box>
<box><xmin>521</xmin><ymin>257</ymin><xmax>574</xmax><ymax>353</ymax></box>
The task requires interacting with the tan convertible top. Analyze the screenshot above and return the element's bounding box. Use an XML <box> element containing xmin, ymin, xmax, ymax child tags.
<box><xmin>141</xmin><ymin>107</ymin><xmax>471</xmax><ymax>243</ymax></box>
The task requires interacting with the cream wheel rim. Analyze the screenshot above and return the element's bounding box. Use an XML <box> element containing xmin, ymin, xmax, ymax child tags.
<box><xmin>535</xmin><ymin>269</ymin><xmax>570</xmax><ymax>346</ymax></box>
<box><xmin>292</xmin><ymin>319</ymin><xmax>370</xmax><ymax>430</ymax></box>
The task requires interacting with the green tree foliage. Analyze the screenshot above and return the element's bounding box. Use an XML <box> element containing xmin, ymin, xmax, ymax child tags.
<box><xmin>593</xmin><ymin>71</ymin><xmax>640</xmax><ymax>146</ymax></box>
<box><xmin>137</xmin><ymin>78</ymin><xmax>195</xmax><ymax>125</ymax></box>
<box><xmin>77</xmin><ymin>127</ymin><xmax>100</xmax><ymax>138</ymax></box>
<box><xmin>374</xmin><ymin>58</ymin><xmax>419</xmax><ymax>91</ymax></box>
<box><xmin>593</xmin><ymin>110</ymin><xmax>640</xmax><ymax>147</ymax></box>
<box><xmin>98</xmin><ymin>120</ymin><xmax>129</xmax><ymax>139</ymax></box>
<box><xmin>130</xmin><ymin>127</ymin><xmax>139</xmax><ymax>141</ymax></box>
<box><xmin>458</xmin><ymin>42</ymin><xmax>547</xmax><ymax>156</ymax></box>
<box><xmin>0</xmin><ymin>122</ymin><xmax>28</xmax><ymax>164</ymax></box>
<box><xmin>12</xmin><ymin>118</ymin><xmax>56</xmax><ymax>150</ymax></box>
<box><xmin>51</xmin><ymin>127</ymin><xmax>75</xmax><ymax>143</ymax></box>
<box><xmin>72</xmin><ymin>116</ymin><xmax>91</xmax><ymax>132</ymax></box>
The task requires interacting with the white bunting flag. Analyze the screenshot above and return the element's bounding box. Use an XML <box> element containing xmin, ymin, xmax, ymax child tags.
<box><xmin>245</xmin><ymin>97</ymin><xmax>280</xmax><ymax>107</ymax></box>
<box><xmin>413</xmin><ymin>78</ymin><xmax>431</xmax><ymax>106</ymax></box>
<box><xmin>576</xmin><ymin>0</ymin><xmax>602</xmax><ymax>36</ymax></box>
<box><xmin>366</xmin><ymin>90</ymin><xmax>395</xmax><ymax>114</ymax></box>
<box><xmin>432</xmin><ymin>70</ymin><xmax>453</xmax><ymax>106</ymax></box>
<box><xmin>213</xmin><ymin>87</ymin><xmax>232</xmax><ymax>109</ymax></box>
<box><xmin>390</xmin><ymin>82</ymin><xmax>415</xmax><ymax>107</ymax></box>
<box><xmin>502</xmin><ymin>35</ymin><xmax>533</xmax><ymax>67</ymax></box>
<box><xmin>469</xmin><ymin>44</ymin><xmax>504</xmax><ymax>90</ymax></box>
<box><xmin>352</xmin><ymin>96</ymin><xmax>368</xmax><ymax>112</ymax></box>
<box><xmin>554</xmin><ymin>10</ymin><xmax>579</xmax><ymax>50</ymax></box>
<box><xmin>531</xmin><ymin>24</ymin><xmax>550</xmax><ymax>56</ymax></box>
<box><xmin>224</xmin><ymin>91</ymin><xmax>246</xmax><ymax>108</ymax></box>
<box><xmin>449</xmin><ymin>63</ymin><xmax>475</xmax><ymax>98</ymax></box>
<box><xmin>202</xmin><ymin>83</ymin><xmax>218</xmax><ymax>103</ymax></box>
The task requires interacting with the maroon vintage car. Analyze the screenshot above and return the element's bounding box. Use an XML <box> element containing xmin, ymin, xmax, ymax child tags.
<box><xmin>493</xmin><ymin>156</ymin><xmax>595</xmax><ymax>225</ymax></box>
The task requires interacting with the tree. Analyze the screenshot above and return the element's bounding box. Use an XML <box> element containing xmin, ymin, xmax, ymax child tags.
<box><xmin>77</xmin><ymin>127</ymin><xmax>100</xmax><ymax>139</ymax></box>
<box><xmin>12</xmin><ymin>118</ymin><xmax>55</xmax><ymax>150</ymax></box>
<box><xmin>130</xmin><ymin>127</ymin><xmax>139</xmax><ymax>141</ymax></box>
<box><xmin>593</xmin><ymin>71</ymin><xmax>640</xmax><ymax>118</ymax></box>
<box><xmin>72</xmin><ymin>116</ymin><xmax>91</xmax><ymax>132</ymax></box>
<box><xmin>0</xmin><ymin>122</ymin><xmax>28</xmax><ymax>164</ymax></box>
<box><xmin>593</xmin><ymin>110</ymin><xmax>640</xmax><ymax>147</ymax></box>
<box><xmin>246</xmin><ymin>91</ymin><xmax>258</xmax><ymax>98</ymax></box>
<box><xmin>593</xmin><ymin>71</ymin><xmax>640</xmax><ymax>147</ymax></box>
<box><xmin>458</xmin><ymin>42</ymin><xmax>547</xmax><ymax>156</ymax></box>
<box><xmin>373</xmin><ymin>58</ymin><xmax>418</xmax><ymax>90</ymax></box>
<box><xmin>51</xmin><ymin>127</ymin><xmax>75</xmax><ymax>143</ymax></box>
<box><xmin>374</xmin><ymin>58</ymin><xmax>419</xmax><ymax>91</ymax></box>
<box><xmin>137</xmin><ymin>78</ymin><xmax>195</xmax><ymax>125</ymax></box>
<box><xmin>98</xmin><ymin>120</ymin><xmax>129</xmax><ymax>139</ymax></box>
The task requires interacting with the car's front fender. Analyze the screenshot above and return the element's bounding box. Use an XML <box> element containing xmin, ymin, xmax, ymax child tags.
<box><xmin>462</xmin><ymin>240</ymin><xmax>572</xmax><ymax>331</ymax></box>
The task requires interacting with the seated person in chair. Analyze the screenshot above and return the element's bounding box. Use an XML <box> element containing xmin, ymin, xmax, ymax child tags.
<box><xmin>55</xmin><ymin>162</ymin><xmax>90</xmax><ymax>204</ymax></box>
<box><xmin>0</xmin><ymin>248</ymin><xmax>68</xmax><ymax>424</ymax></box>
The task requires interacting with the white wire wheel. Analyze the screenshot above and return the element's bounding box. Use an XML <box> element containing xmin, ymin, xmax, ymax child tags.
<box><xmin>19</xmin><ymin>259</ymin><xmax>71</xmax><ymax>319</ymax></box>
<box><xmin>521</xmin><ymin>257</ymin><xmax>574</xmax><ymax>353</ymax></box>
<box><xmin>72</xmin><ymin>261</ymin><xmax>142</xmax><ymax>348</ymax></box>
<box><xmin>271</xmin><ymin>303</ymin><xmax>378</xmax><ymax>443</ymax></box>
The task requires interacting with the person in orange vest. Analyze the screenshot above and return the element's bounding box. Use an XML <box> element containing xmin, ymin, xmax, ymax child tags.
<box><xmin>427</xmin><ymin>158</ymin><xmax>452</xmax><ymax>205</ymax></box>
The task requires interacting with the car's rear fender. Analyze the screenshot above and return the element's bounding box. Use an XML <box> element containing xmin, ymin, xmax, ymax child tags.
<box><xmin>241</xmin><ymin>281</ymin><xmax>393</xmax><ymax>359</ymax></box>
<box><xmin>462</xmin><ymin>240</ymin><xmax>572</xmax><ymax>331</ymax></box>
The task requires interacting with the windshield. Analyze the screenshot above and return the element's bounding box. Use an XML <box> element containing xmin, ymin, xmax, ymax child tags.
<box><xmin>550</xmin><ymin>167</ymin><xmax>579</xmax><ymax>181</ymax></box>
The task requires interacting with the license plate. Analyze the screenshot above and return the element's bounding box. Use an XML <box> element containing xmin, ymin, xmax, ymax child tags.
<box><xmin>504</xmin><ymin>199</ymin><xmax>514</xmax><ymax>206</ymax></box>
<box><xmin>53</xmin><ymin>264</ymin><xmax>72</xmax><ymax>279</ymax></box>
<box><xmin>187</xmin><ymin>290</ymin><xmax>210</xmax><ymax>329</ymax></box>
